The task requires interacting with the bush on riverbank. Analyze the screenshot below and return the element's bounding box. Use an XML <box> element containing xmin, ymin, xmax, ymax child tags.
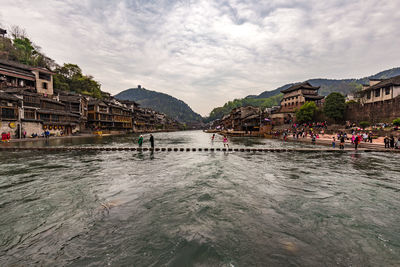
<box><xmin>359</xmin><ymin>121</ymin><xmax>370</xmax><ymax>128</ymax></box>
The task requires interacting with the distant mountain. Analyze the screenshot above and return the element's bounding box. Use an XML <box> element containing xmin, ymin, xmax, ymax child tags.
<box><xmin>207</xmin><ymin>67</ymin><xmax>400</xmax><ymax>122</ymax></box>
<box><xmin>115</xmin><ymin>87</ymin><xmax>202</xmax><ymax>123</ymax></box>
<box><xmin>251</xmin><ymin>67</ymin><xmax>400</xmax><ymax>99</ymax></box>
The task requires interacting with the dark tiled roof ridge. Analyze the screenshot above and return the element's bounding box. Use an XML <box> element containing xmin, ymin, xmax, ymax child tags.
<box><xmin>367</xmin><ymin>75</ymin><xmax>400</xmax><ymax>91</ymax></box>
<box><xmin>0</xmin><ymin>58</ymin><xmax>52</xmax><ymax>73</ymax></box>
<box><xmin>281</xmin><ymin>81</ymin><xmax>320</xmax><ymax>93</ymax></box>
<box><xmin>0</xmin><ymin>91</ymin><xmax>20</xmax><ymax>101</ymax></box>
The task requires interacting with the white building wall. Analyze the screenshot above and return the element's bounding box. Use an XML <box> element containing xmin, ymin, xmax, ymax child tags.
<box><xmin>393</xmin><ymin>85</ymin><xmax>400</xmax><ymax>98</ymax></box>
<box><xmin>22</xmin><ymin>122</ymin><xmax>42</xmax><ymax>137</ymax></box>
<box><xmin>32</xmin><ymin>70</ymin><xmax>54</xmax><ymax>96</ymax></box>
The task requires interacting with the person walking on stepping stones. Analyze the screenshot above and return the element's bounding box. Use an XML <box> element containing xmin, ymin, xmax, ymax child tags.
<box><xmin>223</xmin><ymin>136</ymin><xmax>229</xmax><ymax>148</ymax></box>
<box><xmin>149</xmin><ymin>134</ymin><xmax>154</xmax><ymax>149</ymax></box>
<box><xmin>138</xmin><ymin>135</ymin><xmax>143</xmax><ymax>147</ymax></box>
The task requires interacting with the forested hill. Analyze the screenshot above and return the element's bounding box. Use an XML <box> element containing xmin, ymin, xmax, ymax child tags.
<box><xmin>115</xmin><ymin>87</ymin><xmax>203</xmax><ymax>123</ymax></box>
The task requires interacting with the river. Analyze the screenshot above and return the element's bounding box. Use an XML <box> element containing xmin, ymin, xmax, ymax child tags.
<box><xmin>0</xmin><ymin>130</ymin><xmax>399</xmax><ymax>266</ymax></box>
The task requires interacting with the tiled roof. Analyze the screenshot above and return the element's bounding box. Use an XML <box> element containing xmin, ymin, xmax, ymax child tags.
<box><xmin>366</xmin><ymin>75</ymin><xmax>400</xmax><ymax>91</ymax></box>
<box><xmin>281</xmin><ymin>81</ymin><xmax>320</xmax><ymax>93</ymax></box>
<box><xmin>0</xmin><ymin>59</ymin><xmax>36</xmax><ymax>80</ymax></box>
<box><xmin>0</xmin><ymin>91</ymin><xmax>20</xmax><ymax>101</ymax></box>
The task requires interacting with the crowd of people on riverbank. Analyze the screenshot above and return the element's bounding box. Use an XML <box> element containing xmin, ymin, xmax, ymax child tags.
<box><xmin>384</xmin><ymin>135</ymin><xmax>400</xmax><ymax>149</ymax></box>
<box><xmin>273</xmin><ymin>121</ymin><xmax>400</xmax><ymax>150</ymax></box>
<box><xmin>1</xmin><ymin>130</ymin><xmax>65</xmax><ymax>143</ymax></box>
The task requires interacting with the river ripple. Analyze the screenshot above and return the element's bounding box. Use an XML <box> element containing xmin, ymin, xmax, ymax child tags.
<box><xmin>0</xmin><ymin>131</ymin><xmax>399</xmax><ymax>266</ymax></box>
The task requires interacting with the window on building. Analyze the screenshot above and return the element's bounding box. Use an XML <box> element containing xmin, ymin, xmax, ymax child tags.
<box><xmin>1</xmin><ymin>108</ymin><xmax>16</xmax><ymax>119</ymax></box>
<box><xmin>42</xmin><ymin>82</ymin><xmax>48</xmax><ymax>89</ymax></box>
<box><xmin>39</xmin><ymin>72</ymin><xmax>51</xmax><ymax>81</ymax></box>
<box><xmin>24</xmin><ymin>110</ymin><xmax>36</xmax><ymax>119</ymax></box>
<box><xmin>385</xmin><ymin>87</ymin><xmax>391</xmax><ymax>95</ymax></box>
<box><xmin>367</xmin><ymin>91</ymin><xmax>371</xmax><ymax>99</ymax></box>
<box><xmin>375</xmin><ymin>89</ymin><xmax>380</xmax><ymax>97</ymax></box>
<box><xmin>39</xmin><ymin>113</ymin><xmax>50</xmax><ymax>121</ymax></box>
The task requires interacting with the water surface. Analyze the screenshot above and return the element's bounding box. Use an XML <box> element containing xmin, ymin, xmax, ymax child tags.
<box><xmin>1</xmin><ymin>131</ymin><xmax>399</xmax><ymax>266</ymax></box>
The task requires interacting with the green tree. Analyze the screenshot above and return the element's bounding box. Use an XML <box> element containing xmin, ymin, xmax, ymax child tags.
<box><xmin>296</xmin><ymin>101</ymin><xmax>317</xmax><ymax>123</ymax></box>
<box><xmin>393</xmin><ymin>118</ymin><xmax>400</xmax><ymax>126</ymax></box>
<box><xmin>53</xmin><ymin>63</ymin><xmax>102</xmax><ymax>98</ymax></box>
<box><xmin>359</xmin><ymin>121</ymin><xmax>370</xmax><ymax>128</ymax></box>
<box><xmin>323</xmin><ymin>92</ymin><xmax>346</xmax><ymax>122</ymax></box>
<box><xmin>11</xmin><ymin>37</ymin><xmax>36</xmax><ymax>65</ymax></box>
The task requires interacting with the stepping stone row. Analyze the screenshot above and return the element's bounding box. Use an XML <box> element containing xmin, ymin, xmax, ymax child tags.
<box><xmin>0</xmin><ymin>147</ymin><xmax>398</xmax><ymax>153</ymax></box>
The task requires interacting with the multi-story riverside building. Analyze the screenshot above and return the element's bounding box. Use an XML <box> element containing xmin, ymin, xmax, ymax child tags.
<box><xmin>270</xmin><ymin>81</ymin><xmax>324</xmax><ymax>125</ymax></box>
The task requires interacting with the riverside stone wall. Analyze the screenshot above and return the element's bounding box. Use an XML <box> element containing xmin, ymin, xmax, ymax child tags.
<box><xmin>345</xmin><ymin>97</ymin><xmax>400</xmax><ymax>123</ymax></box>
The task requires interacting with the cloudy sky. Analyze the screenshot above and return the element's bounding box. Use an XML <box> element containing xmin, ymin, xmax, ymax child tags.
<box><xmin>1</xmin><ymin>0</ymin><xmax>400</xmax><ymax>115</ymax></box>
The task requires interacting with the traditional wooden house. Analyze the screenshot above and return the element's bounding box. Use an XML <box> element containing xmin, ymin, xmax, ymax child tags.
<box><xmin>37</xmin><ymin>97</ymin><xmax>80</xmax><ymax>135</ymax></box>
<box><xmin>0</xmin><ymin>59</ymin><xmax>36</xmax><ymax>90</ymax></box>
<box><xmin>88</xmin><ymin>100</ymin><xmax>112</xmax><ymax>130</ymax></box>
<box><xmin>87</xmin><ymin>99</ymin><xmax>132</xmax><ymax>131</ymax></box>
<box><xmin>58</xmin><ymin>93</ymin><xmax>88</xmax><ymax>130</ymax></box>
<box><xmin>0</xmin><ymin>91</ymin><xmax>20</xmax><ymax>137</ymax></box>
<box><xmin>0</xmin><ymin>59</ymin><xmax>54</xmax><ymax>95</ymax></box>
<box><xmin>108</xmin><ymin>103</ymin><xmax>133</xmax><ymax>130</ymax></box>
<box><xmin>231</xmin><ymin>106</ymin><xmax>261</xmax><ymax>131</ymax></box>
<box><xmin>356</xmin><ymin>75</ymin><xmax>400</xmax><ymax>104</ymax></box>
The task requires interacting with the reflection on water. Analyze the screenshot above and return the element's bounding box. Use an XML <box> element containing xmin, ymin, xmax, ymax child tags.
<box><xmin>0</xmin><ymin>131</ymin><xmax>399</xmax><ymax>266</ymax></box>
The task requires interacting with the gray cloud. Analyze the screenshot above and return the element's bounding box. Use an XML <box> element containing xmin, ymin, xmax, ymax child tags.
<box><xmin>1</xmin><ymin>0</ymin><xmax>400</xmax><ymax>116</ymax></box>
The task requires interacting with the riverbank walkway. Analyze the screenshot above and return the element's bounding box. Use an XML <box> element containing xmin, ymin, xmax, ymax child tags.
<box><xmin>0</xmin><ymin>146</ymin><xmax>399</xmax><ymax>153</ymax></box>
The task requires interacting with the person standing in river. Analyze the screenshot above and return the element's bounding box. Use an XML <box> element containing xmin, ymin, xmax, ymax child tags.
<box><xmin>223</xmin><ymin>136</ymin><xmax>229</xmax><ymax>148</ymax></box>
<box><xmin>354</xmin><ymin>135</ymin><xmax>359</xmax><ymax>150</ymax></box>
<box><xmin>149</xmin><ymin>134</ymin><xmax>154</xmax><ymax>149</ymax></box>
<box><xmin>138</xmin><ymin>135</ymin><xmax>143</xmax><ymax>147</ymax></box>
